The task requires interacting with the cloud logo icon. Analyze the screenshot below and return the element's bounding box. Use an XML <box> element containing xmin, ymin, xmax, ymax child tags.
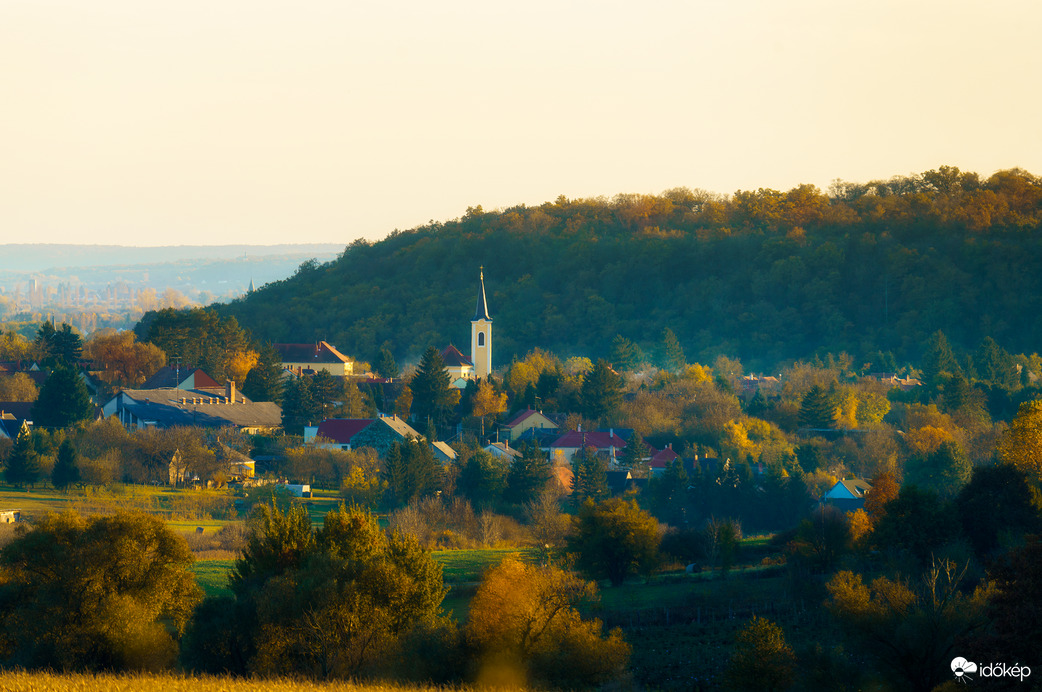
<box><xmin>952</xmin><ymin>657</ymin><xmax>978</xmax><ymax>681</ymax></box>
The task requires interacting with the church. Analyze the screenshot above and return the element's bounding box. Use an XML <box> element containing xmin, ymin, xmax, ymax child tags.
<box><xmin>443</xmin><ymin>269</ymin><xmax>492</xmax><ymax>387</ymax></box>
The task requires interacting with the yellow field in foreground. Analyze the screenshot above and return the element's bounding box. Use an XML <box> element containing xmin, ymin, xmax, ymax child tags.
<box><xmin>0</xmin><ymin>671</ymin><xmax>465</xmax><ymax>692</ymax></box>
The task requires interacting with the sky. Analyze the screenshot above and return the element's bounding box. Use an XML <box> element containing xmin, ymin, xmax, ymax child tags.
<box><xmin>3</xmin><ymin>1</ymin><xmax>1040</xmax><ymax>247</ymax></box>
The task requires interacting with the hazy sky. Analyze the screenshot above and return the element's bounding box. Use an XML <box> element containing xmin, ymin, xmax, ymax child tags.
<box><xmin>3</xmin><ymin>1</ymin><xmax>1040</xmax><ymax>247</ymax></box>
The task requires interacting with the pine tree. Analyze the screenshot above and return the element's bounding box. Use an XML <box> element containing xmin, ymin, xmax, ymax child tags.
<box><xmin>571</xmin><ymin>446</ymin><xmax>609</xmax><ymax>505</ymax></box>
<box><xmin>660</xmin><ymin>327</ymin><xmax>686</xmax><ymax>373</ymax></box>
<box><xmin>580</xmin><ymin>359</ymin><xmax>624</xmax><ymax>422</ymax></box>
<box><xmin>798</xmin><ymin>385</ymin><xmax>837</xmax><ymax>430</ymax></box>
<box><xmin>241</xmin><ymin>343</ymin><xmax>285</xmax><ymax>404</ymax></box>
<box><xmin>4</xmin><ymin>424</ymin><xmax>42</xmax><ymax>488</ymax></box>
<box><xmin>921</xmin><ymin>330</ymin><xmax>962</xmax><ymax>386</ymax></box>
<box><xmin>32</xmin><ymin>364</ymin><xmax>94</xmax><ymax>429</ymax></box>
<box><xmin>51</xmin><ymin>438</ymin><xmax>81</xmax><ymax>490</ymax></box>
<box><xmin>374</xmin><ymin>346</ymin><xmax>400</xmax><ymax>379</ymax></box>
<box><xmin>608</xmin><ymin>335</ymin><xmax>643</xmax><ymax>373</ymax></box>
<box><xmin>504</xmin><ymin>443</ymin><xmax>552</xmax><ymax>505</ymax></box>
<box><xmin>410</xmin><ymin>346</ymin><xmax>454</xmax><ymax>429</ymax></box>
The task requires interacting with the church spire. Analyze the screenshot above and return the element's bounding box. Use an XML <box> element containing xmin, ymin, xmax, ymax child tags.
<box><xmin>473</xmin><ymin>266</ymin><xmax>491</xmax><ymax>321</ymax></box>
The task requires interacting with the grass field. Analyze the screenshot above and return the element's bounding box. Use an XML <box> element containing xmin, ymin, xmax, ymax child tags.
<box><xmin>0</xmin><ymin>671</ymin><xmax>462</xmax><ymax>691</ymax></box>
<box><xmin>191</xmin><ymin>558</ymin><xmax>236</xmax><ymax>598</ymax></box>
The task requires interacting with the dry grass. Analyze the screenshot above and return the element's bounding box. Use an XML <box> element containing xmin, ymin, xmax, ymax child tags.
<box><xmin>0</xmin><ymin>671</ymin><xmax>470</xmax><ymax>692</ymax></box>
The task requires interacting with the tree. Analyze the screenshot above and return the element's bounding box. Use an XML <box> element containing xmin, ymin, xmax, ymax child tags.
<box><xmin>3</xmin><ymin>424</ymin><xmax>41</xmax><ymax>488</ymax></box>
<box><xmin>659</xmin><ymin>327</ymin><xmax>686</xmax><ymax>373</ymax></box>
<box><xmin>608</xmin><ymin>335</ymin><xmax>643</xmax><ymax>373</ymax></box>
<box><xmin>798</xmin><ymin>384</ymin><xmax>837</xmax><ymax>429</ymax></box>
<box><xmin>862</xmin><ymin>471</ymin><xmax>899</xmax><ymax>519</ymax></box>
<box><xmin>31</xmin><ymin>364</ymin><xmax>94</xmax><ymax>429</ymax></box>
<box><xmin>825</xmin><ymin>562</ymin><xmax>990</xmax><ymax>692</ymax></box>
<box><xmin>137</xmin><ymin>307</ymin><xmax>252</xmax><ymax>382</ymax></box>
<box><xmin>870</xmin><ymin>486</ymin><xmax>956</xmax><ymax>567</ymax></box>
<box><xmin>722</xmin><ymin>616</ymin><xmax>796</xmax><ymax>691</ymax></box>
<box><xmin>383</xmin><ymin>440</ymin><xmax>442</xmax><ymax>507</ymax></box>
<box><xmin>970</xmin><ymin>536</ymin><xmax>1042</xmax><ymax>670</ymax></box>
<box><xmin>470</xmin><ymin>379</ymin><xmax>507</xmax><ymax>437</ymax></box>
<box><xmin>997</xmin><ymin>399</ymin><xmax>1042</xmax><ymax>486</ymax></box>
<box><xmin>0</xmin><ymin>373</ymin><xmax>38</xmax><ymax>402</ymax></box>
<box><xmin>455</xmin><ymin>450</ymin><xmax>508</xmax><ymax>507</ymax></box>
<box><xmin>410</xmin><ymin>346</ymin><xmax>455</xmax><ymax>429</ymax></box>
<box><xmin>189</xmin><ymin>503</ymin><xmax>446</xmax><ymax>679</ymax></box>
<box><xmin>504</xmin><ymin>443</ymin><xmax>552</xmax><ymax>506</ymax></box>
<box><xmin>580</xmin><ymin>359</ymin><xmax>623</xmax><ymax>422</ymax></box>
<box><xmin>375</xmin><ymin>346</ymin><xmax>400</xmax><ymax>379</ymax></box>
<box><xmin>241</xmin><ymin>343</ymin><xmax>285</xmax><ymax>404</ymax></box>
<box><xmin>903</xmin><ymin>439</ymin><xmax>971</xmax><ymax>499</ymax></box>
<box><xmin>83</xmin><ymin>330</ymin><xmax>166</xmax><ymax>390</ymax></box>
<box><xmin>921</xmin><ymin>329</ymin><xmax>962</xmax><ymax>388</ymax></box>
<box><xmin>571</xmin><ymin>497</ymin><xmax>660</xmax><ymax>586</ymax></box>
<box><xmin>465</xmin><ymin>558</ymin><xmax>629</xmax><ymax>688</ymax></box>
<box><xmin>51</xmin><ymin>438</ymin><xmax>81</xmax><ymax>490</ymax></box>
<box><xmin>280</xmin><ymin>375</ymin><xmax>323</xmax><ymax>436</ymax></box>
<box><xmin>570</xmin><ymin>446</ymin><xmax>609</xmax><ymax>505</ymax></box>
<box><xmin>0</xmin><ymin>511</ymin><xmax>201</xmax><ymax>671</ymax></box>
<box><xmin>955</xmin><ymin>464</ymin><xmax>1041</xmax><ymax>561</ymax></box>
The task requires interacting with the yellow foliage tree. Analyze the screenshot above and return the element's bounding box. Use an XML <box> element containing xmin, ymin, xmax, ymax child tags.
<box><xmin>224</xmin><ymin>349</ymin><xmax>259</xmax><ymax>387</ymax></box>
<box><xmin>998</xmin><ymin>400</ymin><xmax>1042</xmax><ymax>486</ymax></box>
<box><xmin>84</xmin><ymin>330</ymin><xmax>167</xmax><ymax>388</ymax></box>
<box><xmin>904</xmin><ymin>425</ymin><xmax>955</xmax><ymax>457</ymax></box>
<box><xmin>465</xmin><ymin>558</ymin><xmax>629</xmax><ymax>689</ymax></box>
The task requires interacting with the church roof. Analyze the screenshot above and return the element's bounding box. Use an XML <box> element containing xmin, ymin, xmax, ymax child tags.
<box><xmin>441</xmin><ymin>344</ymin><xmax>473</xmax><ymax>367</ymax></box>
<box><xmin>473</xmin><ymin>269</ymin><xmax>491</xmax><ymax>321</ymax></box>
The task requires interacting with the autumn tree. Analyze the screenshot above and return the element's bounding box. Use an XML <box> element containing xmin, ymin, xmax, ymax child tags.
<box><xmin>84</xmin><ymin>330</ymin><xmax>166</xmax><ymax>390</ymax></box>
<box><xmin>825</xmin><ymin>562</ymin><xmax>990</xmax><ymax>692</ymax></box>
<box><xmin>0</xmin><ymin>372</ymin><xmax>38</xmax><ymax>402</ymax></box>
<box><xmin>470</xmin><ymin>379</ymin><xmax>507</xmax><ymax>437</ymax></box>
<box><xmin>571</xmin><ymin>497</ymin><xmax>660</xmax><ymax>586</ymax></box>
<box><xmin>722</xmin><ymin>616</ymin><xmax>796</xmax><ymax>691</ymax></box>
<box><xmin>0</xmin><ymin>511</ymin><xmax>201</xmax><ymax>671</ymax></box>
<box><xmin>997</xmin><ymin>399</ymin><xmax>1042</xmax><ymax>486</ymax></box>
<box><xmin>465</xmin><ymin>558</ymin><xmax>629</xmax><ymax>689</ymax></box>
<box><xmin>136</xmin><ymin>307</ymin><xmax>252</xmax><ymax>382</ymax></box>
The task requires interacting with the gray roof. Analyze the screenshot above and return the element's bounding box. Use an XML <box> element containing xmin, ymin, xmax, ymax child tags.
<box><xmin>116</xmin><ymin>388</ymin><xmax>281</xmax><ymax>429</ymax></box>
<box><xmin>473</xmin><ymin>268</ymin><xmax>491</xmax><ymax>321</ymax></box>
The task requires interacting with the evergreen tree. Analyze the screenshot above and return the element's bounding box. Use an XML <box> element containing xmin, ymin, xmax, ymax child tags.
<box><xmin>620</xmin><ymin>428</ymin><xmax>648</xmax><ymax>469</ymax></box>
<box><xmin>798</xmin><ymin>385</ymin><xmax>837</xmax><ymax>430</ymax></box>
<box><xmin>410</xmin><ymin>346</ymin><xmax>454</xmax><ymax>429</ymax></box>
<box><xmin>608</xmin><ymin>335</ymin><xmax>643</xmax><ymax>373</ymax></box>
<box><xmin>660</xmin><ymin>327</ymin><xmax>686</xmax><ymax>373</ymax></box>
<box><xmin>241</xmin><ymin>343</ymin><xmax>285</xmax><ymax>404</ymax></box>
<box><xmin>52</xmin><ymin>323</ymin><xmax>84</xmax><ymax>365</ymax></box>
<box><xmin>570</xmin><ymin>446</ymin><xmax>609</xmax><ymax>505</ymax></box>
<box><xmin>504</xmin><ymin>443</ymin><xmax>553</xmax><ymax>505</ymax></box>
<box><xmin>905</xmin><ymin>440</ymin><xmax>971</xmax><ymax>499</ymax></box>
<box><xmin>374</xmin><ymin>346</ymin><xmax>400</xmax><ymax>379</ymax></box>
<box><xmin>921</xmin><ymin>330</ymin><xmax>962</xmax><ymax>387</ymax></box>
<box><xmin>4</xmin><ymin>424</ymin><xmax>42</xmax><ymax>488</ymax></box>
<box><xmin>383</xmin><ymin>440</ymin><xmax>442</xmax><ymax>507</ymax></box>
<box><xmin>51</xmin><ymin>438</ymin><xmax>81</xmax><ymax>490</ymax></box>
<box><xmin>280</xmin><ymin>375</ymin><xmax>322</xmax><ymax>436</ymax></box>
<box><xmin>32</xmin><ymin>364</ymin><xmax>95</xmax><ymax>429</ymax></box>
<box><xmin>973</xmin><ymin>336</ymin><xmax>1018</xmax><ymax>389</ymax></box>
<box><xmin>456</xmin><ymin>450</ymin><xmax>508</xmax><ymax>507</ymax></box>
<box><xmin>580</xmin><ymin>359</ymin><xmax>624</xmax><ymax>422</ymax></box>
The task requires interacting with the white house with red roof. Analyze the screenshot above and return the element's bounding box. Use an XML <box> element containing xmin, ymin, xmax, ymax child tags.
<box><xmin>503</xmin><ymin>408</ymin><xmax>559</xmax><ymax>442</ymax></box>
<box><xmin>549</xmin><ymin>429</ymin><xmax>627</xmax><ymax>464</ymax></box>
<box><xmin>305</xmin><ymin>418</ymin><xmax>374</xmax><ymax>450</ymax></box>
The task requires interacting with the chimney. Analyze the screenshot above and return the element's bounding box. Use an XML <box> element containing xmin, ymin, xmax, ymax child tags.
<box><xmin>226</xmin><ymin>380</ymin><xmax>236</xmax><ymax>403</ymax></box>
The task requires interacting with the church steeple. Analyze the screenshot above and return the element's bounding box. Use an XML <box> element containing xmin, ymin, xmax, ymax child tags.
<box><xmin>474</xmin><ymin>266</ymin><xmax>491</xmax><ymax>321</ymax></box>
<box><xmin>471</xmin><ymin>267</ymin><xmax>492</xmax><ymax>380</ymax></box>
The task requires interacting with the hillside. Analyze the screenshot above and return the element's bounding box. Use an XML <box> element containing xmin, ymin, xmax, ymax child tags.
<box><xmin>217</xmin><ymin>168</ymin><xmax>1042</xmax><ymax>370</ymax></box>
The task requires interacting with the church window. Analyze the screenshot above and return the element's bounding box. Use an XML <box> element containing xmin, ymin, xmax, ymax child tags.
<box><xmin>478</xmin><ymin>332</ymin><xmax>485</xmax><ymax>346</ymax></box>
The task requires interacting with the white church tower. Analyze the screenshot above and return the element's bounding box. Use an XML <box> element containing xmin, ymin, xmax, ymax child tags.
<box><xmin>471</xmin><ymin>267</ymin><xmax>492</xmax><ymax>380</ymax></box>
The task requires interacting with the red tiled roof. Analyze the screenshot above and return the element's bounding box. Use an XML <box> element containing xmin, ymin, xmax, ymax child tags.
<box><xmin>315</xmin><ymin>419</ymin><xmax>374</xmax><ymax>444</ymax></box>
<box><xmin>441</xmin><ymin>344</ymin><xmax>473</xmax><ymax>368</ymax></box>
<box><xmin>550</xmin><ymin>430</ymin><xmax>627</xmax><ymax>449</ymax></box>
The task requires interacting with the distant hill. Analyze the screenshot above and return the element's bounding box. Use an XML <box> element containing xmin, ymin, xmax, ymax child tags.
<box><xmin>212</xmin><ymin>167</ymin><xmax>1042</xmax><ymax>370</ymax></box>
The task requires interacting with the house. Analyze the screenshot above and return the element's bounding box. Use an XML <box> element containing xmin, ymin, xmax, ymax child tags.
<box><xmin>441</xmin><ymin>345</ymin><xmax>474</xmax><ymax>388</ymax></box>
<box><xmin>484</xmin><ymin>441</ymin><xmax>522</xmax><ymax>461</ymax></box>
<box><xmin>140</xmin><ymin>366</ymin><xmax>221</xmax><ymax>391</ymax></box>
<box><xmin>0</xmin><ymin>403</ymin><xmax>33</xmax><ymax>440</ymax></box>
<box><xmin>348</xmin><ymin>415</ymin><xmax>425</xmax><ymax>457</ymax></box>
<box><xmin>1</xmin><ymin>509</ymin><xmax>21</xmax><ymax>524</ymax></box>
<box><xmin>824</xmin><ymin>478</ymin><xmax>873</xmax><ymax>511</ymax></box>
<box><xmin>273</xmin><ymin>341</ymin><xmax>354</xmax><ymax>377</ymax></box>
<box><xmin>548</xmin><ymin>429</ymin><xmax>627</xmax><ymax>465</ymax></box>
<box><xmin>432</xmin><ymin>441</ymin><xmax>458</xmax><ymax>464</ymax></box>
<box><xmin>102</xmin><ymin>381</ymin><xmax>281</xmax><ymax>434</ymax></box>
<box><xmin>647</xmin><ymin>444</ymin><xmax>681</xmax><ymax>474</ymax></box>
<box><xmin>502</xmin><ymin>408</ymin><xmax>559</xmax><ymax>442</ymax></box>
<box><xmin>305</xmin><ymin>418</ymin><xmax>375</xmax><ymax>450</ymax></box>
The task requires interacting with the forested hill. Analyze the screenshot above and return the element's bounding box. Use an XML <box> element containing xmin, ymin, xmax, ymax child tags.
<box><xmin>216</xmin><ymin>167</ymin><xmax>1042</xmax><ymax>370</ymax></box>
